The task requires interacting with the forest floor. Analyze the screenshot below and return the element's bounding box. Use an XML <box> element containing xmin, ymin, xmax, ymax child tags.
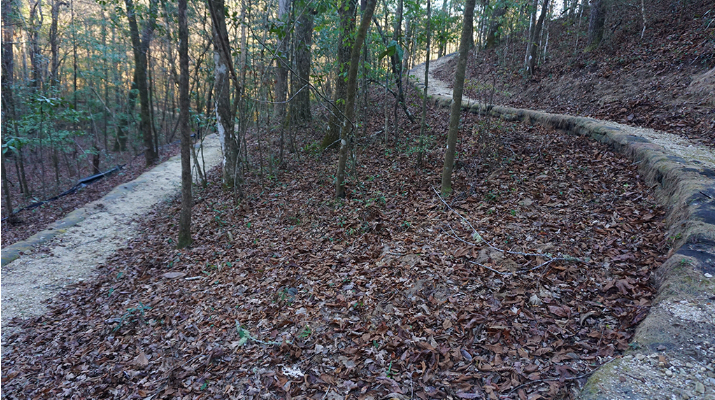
<box><xmin>1</xmin><ymin>135</ymin><xmax>222</xmax><ymax>338</ymax></box>
<box><xmin>433</xmin><ymin>2</ymin><xmax>715</xmax><ymax>149</ymax></box>
<box><xmin>1</xmin><ymin>141</ymin><xmax>182</xmax><ymax>247</ymax></box>
<box><xmin>1</xmin><ymin>80</ymin><xmax>673</xmax><ymax>398</ymax></box>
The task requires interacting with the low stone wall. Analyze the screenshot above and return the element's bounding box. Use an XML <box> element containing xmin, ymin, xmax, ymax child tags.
<box><xmin>410</xmin><ymin>63</ymin><xmax>715</xmax><ymax>399</ymax></box>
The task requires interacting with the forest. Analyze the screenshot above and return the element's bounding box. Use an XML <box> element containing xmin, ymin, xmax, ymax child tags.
<box><xmin>1</xmin><ymin>0</ymin><xmax>714</xmax><ymax>397</ymax></box>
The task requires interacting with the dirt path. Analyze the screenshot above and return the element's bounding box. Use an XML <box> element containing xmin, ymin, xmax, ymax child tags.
<box><xmin>412</xmin><ymin>54</ymin><xmax>715</xmax><ymax>168</ymax></box>
<box><xmin>410</xmin><ymin>56</ymin><xmax>715</xmax><ymax>399</ymax></box>
<box><xmin>1</xmin><ymin>135</ymin><xmax>223</xmax><ymax>339</ymax></box>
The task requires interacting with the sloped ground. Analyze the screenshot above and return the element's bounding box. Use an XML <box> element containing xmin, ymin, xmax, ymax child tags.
<box><xmin>416</xmin><ymin>46</ymin><xmax>715</xmax><ymax>398</ymax></box>
<box><xmin>1</xmin><ymin>87</ymin><xmax>670</xmax><ymax>398</ymax></box>
<box><xmin>433</xmin><ymin>0</ymin><xmax>715</xmax><ymax>148</ymax></box>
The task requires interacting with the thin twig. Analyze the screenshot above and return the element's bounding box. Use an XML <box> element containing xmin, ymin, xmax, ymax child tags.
<box><xmin>432</xmin><ymin>187</ymin><xmax>586</xmax><ymax>276</ymax></box>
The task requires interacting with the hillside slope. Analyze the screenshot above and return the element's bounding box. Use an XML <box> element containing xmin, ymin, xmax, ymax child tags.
<box><xmin>434</xmin><ymin>0</ymin><xmax>715</xmax><ymax>147</ymax></box>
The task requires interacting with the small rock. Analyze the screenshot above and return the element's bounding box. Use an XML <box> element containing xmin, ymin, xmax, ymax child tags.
<box><xmin>704</xmin><ymin>273</ymin><xmax>713</xmax><ymax>278</ymax></box>
<box><xmin>665</xmin><ymin>369</ymin><xmax>674</xmax><ymax>377</ymax></box>
<box><xmin>636</xmin><ymin>354</ymin><xmax>646</xmax><ymax>361</ymax></box>
<box><xmin>162</xmin><ymin>272</ymin><xmax>186</xmax><ymax>279</ymax></box>
<box><xmin>695</xmin><ymin>382</ymin><xmax>705</xmax><ymax>394</ymax></box>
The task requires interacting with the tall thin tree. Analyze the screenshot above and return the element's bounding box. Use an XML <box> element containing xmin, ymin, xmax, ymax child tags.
<box><xmin>525</xmin><ymin>0</ymin><xmax>549</xmax><ymax>75</ymax></box>
<box><xmin>124</xmin><ymin>0</ymin><xmax>159</xmax><ymax>165</ymax></box>
<box><xmin>586</xmin><ymin>0</ymin><xmax>605</xmax><ymax>50</ymax></box>
<box><xmin>2</xmin><ymin>0</ymin><xmax>18</xmax><ymax>221</ymax></box>
<box><xmin>416</xmin><ymin>0</ymin><xmax>431</xmax><ymax>168</ymax></box>
<box><xmin>289</xmin><ymin>4</ymin><xmax>314</xmax><ymax>125</ymax></box>
<box><xmin>336</xmin><ymin>0</ymin><xmax>377</xmax><ymax>198</ymax></box>
<box><xmin>177</xmin><ymin>0</ymin><xmax>191</xmax><ymax>247</ymax></box>
<box><xmin>322</xmin><ymin>0</ymin><xmax>357</xmax><ymax>148</ymax></box>
<box><xmin>207</xmin><ymin>0</ymin><xmax>241</xmax><ymax>188</ymax></box>
<box><xmin>441</xmin><ymin>0</ymin><xmax>477</xmax><ymax>196</ymax></box>
<box><xmin>273</xmin><ymin>0</ymin><xmax>291</xmax><ymax>125</ymax></box>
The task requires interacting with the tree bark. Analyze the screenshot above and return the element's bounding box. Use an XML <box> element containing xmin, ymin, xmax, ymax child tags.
<box><xmin>336</xmin><ymin>0</ymin><xmax>377</xmax><ymax>198</ymax></box>
<box><xmin>207</xmin><ymin>0</ymin><xmax>240</xmax><ymax>187</ymax></box>
<box><xmin>289</xmin><ymin>8</ymin><xmax>314</xmax><ymax>125</ymax></box>
<box><xmin>28</xmin><ymin>0</ymin><xmax>43</xmax><ymax>90</ymax></box>
<box><xmin>437</xmin><ymin>0</ymin><xmax>449</xmax><ymax>58</ymax></box>
<box><xmin>485</xmin><ymin>3</ymin><xmax>507</xmax><ymax>49</ymax></box>
<box><xmin>273</xmin><ymin>0</ymin><xmax>290</xmax><ymax>125</ymax></box>
<box><xmin>525</xmin><ymin>0</ymin><xmax>549</xmax><ymax>75</ymax></box>
<box><xmin>177</xmin><ymin>0</ymin><xmax>191</xmax><ymax>248</ymax></box>
<box><xmin>441</xmin><ymin>0</ymin><xmax>476</xmax><ymax>196</ymax></box>
<box><xmin>124</xmin><ymin>0</ymin><xmax>159</xmax><ymax>165</ymax></box>
<box><xmin>112</xmin><ymin>23</ymin><xmax>129</xmax><ymax>152</ymax></box>
<box><xmin>586</xmin><ymin>0</ymin><xmax>605</xmax><ymax>50</ymax></box>
<box><xmin>416</xmin><ymin>0</ymin><xmax>431</xmax><ymax>168</ymax></box>
<box><xmin>2</xmin><ymin>0</ymin><xmax>17</xmax><ymax>220</ymax></box>
<box><xmin>402</xmin><ymin>11</ymin><xmax>413</xmax><ymax>76</ymax></box>
<box><xmin>322</xmin><ymin>0</ymin><xmax>358</xmax><ymax>148</ymax></box>
<box><xmin>49</xmin><ymin>0</ymin><xmax>66</xmax><ymax>87</ymax></box>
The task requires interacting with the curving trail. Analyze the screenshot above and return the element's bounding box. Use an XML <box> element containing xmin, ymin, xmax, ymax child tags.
<box><xmin>409</xmin><ymin>55</ymin><xmax>715</xmax><ymax>399</ymax></box>
<box><xmin>1</xmin><ymin>135</ymin><xmax>224</xmax><ymax>340</ymax></box>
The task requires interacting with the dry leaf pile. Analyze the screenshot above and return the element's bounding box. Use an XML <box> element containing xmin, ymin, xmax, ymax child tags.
<box><xmin>2</xmin><ymin>90</ymin><xmax>667</xmax><ymax>399</ymax></box>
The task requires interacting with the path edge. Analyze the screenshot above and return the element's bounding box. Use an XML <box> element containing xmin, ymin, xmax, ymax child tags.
<box><xmin>408</xmin><ymin>61</ymin><xmax>715</xmax><ymax>398</ymax></box>
<box><xmin>1</xmin><ymin>136</ymin><xmax>220</xmax><ymax>267</ymax></box>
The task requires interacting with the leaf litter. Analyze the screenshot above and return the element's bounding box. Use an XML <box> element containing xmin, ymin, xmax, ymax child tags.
<box><xmin>1</xmin><ymin>87</ymin><xmax>667</xmax><ymax>399</ymax></box>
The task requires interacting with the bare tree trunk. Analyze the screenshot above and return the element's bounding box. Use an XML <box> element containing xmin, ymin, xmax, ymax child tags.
<box><xmin>437</xmin><ymin>0</ymin><xmax>449</xmax><ymax>58</ymax></box>
<box><xmin>402</xmin><ymin>11</ymin><xmax>413</xmax><ymax>75</ymax></box>
<box><xmin>71</xmin><ymin>0</ymin><xmax>77</xmax><ymax>109</ymax></box>
<box><xmin>207</xmin><ymin>0</ymin><xmax>241</xmax><ymax>188</ymax></box>
<box><xmin>177</xmin><ymin>0</ymin><xmax>192</xmax><ymax>248</ymax></box>
<box><xmin>124</xmin><ymin>0</ymin><xmax>159</xmax><ymax>165</ymax></box>
<box><xmin>289</xmin><ymin>8</ymin><xmax>313</xmax><ymax>126</ymax></box>
<box><xmin>524</xmin><ymin>0</ymin><xmax>537</xmax><ymax>66</ymax></box>
<box><xmin>273</xmin><ymin>0</ymin><xmax>290</xmax><ymax>125</ymax></box>
<box><xmin>28</xmin><ymin>0</ymin><xmax>43</xmax><ymax>90</ymax></box>
<box><xmin>49</xmin><ymin>0</ymin><xmax>66</xmax><ymax>87</ymax></box>
<box><xmin>322</xmin><ymin>0</ymin><xmax>357</xmax><ymax>148</ymax></box>
<box><xmin>586</xmin><ymin>0</ymin><xmax>605</xmax><ymax>50</ymax></box>
<box><xmin>416</xmin><ymin>0</ymin><xmax>431</xmax><ymax>168</ymax></box>
<box><xmin>336</xmin><ymin>0</ymin><xmax>377</xmax><ymax>198</ymax></box>
<box><xmin>441</xmin><ymin>0</ymin><xmax>476</xmax><ymax>196</ymax></box>
<box><xmin>526</xmin><ymin>0</ymin><xmax>549</xmax><ymax>75</ymax></box>
<box><xmin>2</xmin><ymin>0</ymin><xmax>18</xmax><ymax>220</ymax></box>
<box><xmin>391</xmin><ymin>0</ymin><xmax>404</xmax><ymax>143</ymax></box>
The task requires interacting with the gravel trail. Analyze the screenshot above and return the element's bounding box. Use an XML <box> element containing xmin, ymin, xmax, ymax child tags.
<box><xmin>1</xmin><ymin>135</ymin><xmax>223</xmax><ymax>339</ymax></box>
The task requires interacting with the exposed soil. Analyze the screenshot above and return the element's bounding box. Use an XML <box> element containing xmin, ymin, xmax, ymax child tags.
<box><xmin>1</xmin><ymin>142</ymin><xmax>182</xmax><ymax>248</ymax></box>
<box><xmin>433</xmin><ymin>0</ymin><xmax>715</xmax><ymax>148</ymax></box>
<box><xmin>0</xmin><ymin>135</ymin><xmax>221</xmax><ymax>338</ymax></box>
<box><xmin>1</xmin><ymin>85</ymin><xmax>669</xmax><ymax>398</ymax></box>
